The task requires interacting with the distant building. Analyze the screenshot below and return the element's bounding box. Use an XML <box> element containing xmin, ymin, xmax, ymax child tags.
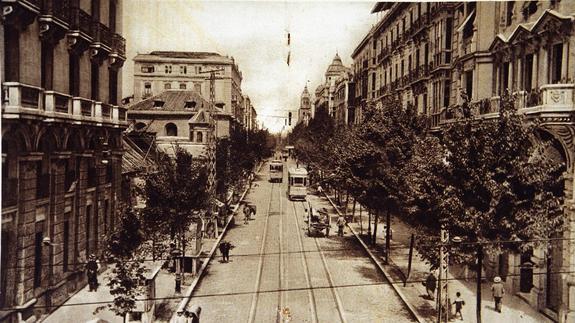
<box><xmin>1</xmin><ymin>0</ymin><xmax>127</xmax><ymax>321</ymax></box>
<box><xmin>298</xmin><ymin>86</ymin><xmax>312</xmax><ymax>126</ymax></box>
<box><xmin>126</xmin><ymin>90</ymin><xmax>231</xmax><ymax>159</ymax></box>
<box><xmin>314</xmin><ymin>54</ymin><xmax>352</xmax><ymax>120</ymax></box>
<box><xmin>133</xmin><ymin>51</ymin><xmax>244</xmax><ymax>119</ymax></box>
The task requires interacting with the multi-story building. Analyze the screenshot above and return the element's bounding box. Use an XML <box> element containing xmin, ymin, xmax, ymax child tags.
<box><xmin>313</xmin><ymin>54</ymin><xmax>352</xmax><ymax>119</ymax></box>
<box><xmin>1</xmin><ymin>0</ymin><xmax>127</xmax><ymax>321</ymax></box>
<box><xmin>298</xmin><ymin>86</ymin><xmax>312</xmax><ymax>126</ymax></box>
<box><xmin>126</xmin><ymin>90</ymin><xmax>225</xmax><ymax>159</ymax></box>
<box><xmin>132</xmin><ymin>51</ymin><xmax>243</xmax><ymax>119</ymax></box>
<box><xmin>333</xmin><ymin>71</ymin><xmax>355</xmax><ymax>126</ymax></box>
<box><xmin>355</xmin><ymin>2</ymin><xmax>575</xmax><ymax>321</ymax></box>
<box><xmin>351</xmin><ymin>31</ymin><xmax>374</xmax><ymax>125</ymax></box>
<box><xmin>241</xmin><ymin>95</ymin><xmax>258</xmax><ymax>131</ymax></box>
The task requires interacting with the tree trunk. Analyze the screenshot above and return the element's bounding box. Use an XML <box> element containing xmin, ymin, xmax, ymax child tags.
<box><xmin>385</xmin><ymin>209</ymin><xmax>391</xmax><ymax>264</ymax></box>
<box><xmin>372</xmin><ymin>210</ymin><xmax>379</xmax><ymax>246</ymax></box>
<box><xmin>351</xmin><ymin>199</ymin><xmax>357</xmax><ymax>223</ymax></box>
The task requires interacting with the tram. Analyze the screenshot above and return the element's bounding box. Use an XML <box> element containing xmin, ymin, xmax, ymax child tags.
<box><xmin>269</xmin><ymin>160</ymin><xmax>284</xmax><ymax>182</ymax></box>
<box><xmin>288</xmin><ymin>167</ymin><xmax>308</xmax><ymax>200</ymax></box>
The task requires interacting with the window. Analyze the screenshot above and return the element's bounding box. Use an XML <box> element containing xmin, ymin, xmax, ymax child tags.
<box><xmin>165</xmin><ymin>123</ymin><xmax>178</xmax><ymax>136</ymax></box>
<box><xmin>465</xmin><ymin>70</ymin><xmax>473</xmax><ymax>99</ymax></box>
<box><xmin>109</xmin><ymin>0</ymin><xmax>117</xmax><ymax>33</ymax></box>
<box><xmin>41</xmin><ymin>43</ymin><xmax>54</xmax><ymax>90</ymax></box>
<box><xmin>197</xmin><ymin>131</ymin><xmax>203</xmax><ymax>142</ymax></box>
<box><xmin>500</xmin><ymin>62</ymin><xmax>510</xmax><ymax>94</ymax></box>
<box><xmin>506</xmin><ymin>1</ymin><xmax>514</xmax><ymax>26</ymax></box>
<box><xmin>443</xmin><ymin>80</ymin><xmax>450</xmax><ymax>107</ymax></box>
<box><xmin>69</xmin><ymin>54</ymin><xmax>80</xmax><ymax>96</ymax></box>
<box><xmin>109</xmin><ymin>69</ymin><xmax>118</xmax><ymax>105</ymax></box>
<box><xmin>86</xmin><ymin>205</ymin><xmax>92</xmax><ymax>254</ymax></box>
<box><xmin>522</xmin><ymin>1</ymin><xmax>538</xmax><ymax>20</ymax></box>
<box><xmin>445</xmin><ymin>18</ymin><xmax>453</xmax><ymax>50</ymax></box>
<box><xmin>180</xmin><ymin>65</ymin><xmax>187</xmax><ymax>74</ymax></box>
<box><xmin>550</xmin><ymin>43</ymin><xmax>563</xmax><ymax>84</ymax></box>
<box><xmin>179</xmin><ymin>83</ymin><xmax>187</xmax><ymax>90</ymax></box>
<box><xmin>165</xmin><ymin>65</ymin><xmax>172</xmax><ymax>74</ymax></box>
<box><xmin>141</xmin><ymin>65</ymin><xmax>154</xmax><ymax>73</ymax></box>
<box><xmin>143</xmin><ymin>82</ymin><xmax>152</xmax><ymax>98</ymax></box>
<box><xmin>91</xmin><ymin>62</ymin><xmax>99</xmax><ymax>100</ymax></box>
<box><xmin>523</xmin><ymin>54</ymin><xmax>534</xmax><ymax>90</ymax></box>
<box><xmin>164</xmin><ymin>82</ymin><xmax>172</xmax><ymax>90</ymax></box>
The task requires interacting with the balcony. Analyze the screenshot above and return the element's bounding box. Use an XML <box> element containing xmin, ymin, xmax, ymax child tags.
<box><xmin>111</xmin><ymin>33</ymin><xmax>126</xmax><ymax>58</ymax></box>
<box><xmin>67</xmin><ymin>6</ymin><xmax>93</xmax><ymax>53</ymax></box>
<box><xmin>2</xmin><ymin>0</ymin><xmax>41</xmax><ymax>29</ymax></box>
<box><xmin>2</xmin><ymin>82</ymin><xmax>127</xmax><ymax>126</ymax></box>
<box><xmin>38</xmin><ymin>0</ymin><xmax>70</xmax><ymax>41</ymax></box>
<box><xmin>521</xmin><ymin>84</ymin><xmax>574</xmax><ymax>113</ymax></box>
<box><xmin>91</xmin><ymin>21</ymin><xmax>112</xmax><ymax>57</ymax></box>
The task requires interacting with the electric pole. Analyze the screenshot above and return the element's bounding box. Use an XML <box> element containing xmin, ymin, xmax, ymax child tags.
<box><xmin>198</xmin><ymin>68</ymin><xmax>225</xmax><ymax>212</ymax></box>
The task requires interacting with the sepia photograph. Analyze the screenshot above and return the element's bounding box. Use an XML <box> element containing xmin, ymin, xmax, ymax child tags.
<box><xmin>1</xmin><ymin>0</ymin><xmax>574</xmax><ymax>322</ymax></box>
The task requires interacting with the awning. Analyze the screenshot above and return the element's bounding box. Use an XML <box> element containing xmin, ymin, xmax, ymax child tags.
<box><xmin>457</xmin><ymin>10</ymin><xmax>476</xmax><ymax>33</ymax></box>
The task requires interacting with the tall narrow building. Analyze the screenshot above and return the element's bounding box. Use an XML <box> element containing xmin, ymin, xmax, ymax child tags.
<box><xmin>1</xmin><ymin>1</ymin><xmax>127</xmax><ymax>321</ymax></box>
<box><xmin>298</xmin><ymin>85</ymin><xmax>312</xmax><ymax>125</ymax></box>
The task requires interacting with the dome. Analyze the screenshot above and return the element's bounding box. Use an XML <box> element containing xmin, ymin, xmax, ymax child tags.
<box><xmin>326</xmin><ymin>53</ymin><xmax>345</xmax><ymax>75</ymax></box>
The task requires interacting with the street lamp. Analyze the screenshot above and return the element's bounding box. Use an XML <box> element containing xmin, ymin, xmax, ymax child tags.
<box><xmin>171</xmin><ymin>244</ymin><xmax>182</xmax><ymax>293</ymax></box>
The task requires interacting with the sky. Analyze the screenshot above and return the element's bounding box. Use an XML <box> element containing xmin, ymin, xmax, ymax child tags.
<box><xmin>123</xmin><ymin>0</ymin><xmax>379</xmax><ymax>132</ymax></box>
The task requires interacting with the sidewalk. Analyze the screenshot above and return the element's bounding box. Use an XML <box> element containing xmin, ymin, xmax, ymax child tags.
<box><xmin>319</xmin><ymin>191</ymin><xmax>552</xmax><ymax>323</ymax></box>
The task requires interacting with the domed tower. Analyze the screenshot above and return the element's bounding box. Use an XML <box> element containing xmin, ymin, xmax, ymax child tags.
<box><xmin>325</xmin><ymin>53</ymin><xmax>346</xmax><ymax>86</ymax></box>
<box><xmin>298</xmin><ymin>85</ymin><xmax>312</xmax><ymax>125</ymax></box>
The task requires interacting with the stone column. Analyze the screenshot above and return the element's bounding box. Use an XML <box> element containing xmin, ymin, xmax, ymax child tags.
<box><xmin>561</xmin><ymin>39</ymin><xmax>568</xmax><ymax>83</ymax></box>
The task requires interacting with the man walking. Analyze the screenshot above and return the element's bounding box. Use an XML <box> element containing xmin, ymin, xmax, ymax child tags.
<box><xmin>425</xmin><ymin>272</ymin><xmax>437</xmax><ymax>300</ymax></box>
<box><xmin>491</xmin><ymin>276</ymin><xmax>505</xmax><ymax>313</ymax></box>
<box><xmin>219</xmin><ymin>241</ymin><xmax>234</xmax><ymax>263</ymax></box>
<box><xmin>336</xmin><ymin>215</ymin><xmax>346</xmax><ymax>236</ymax></box>
<box><xmin>85</xmin><ymin>254</ymin><xmax>100</xmax><ymax>292</ymax></box>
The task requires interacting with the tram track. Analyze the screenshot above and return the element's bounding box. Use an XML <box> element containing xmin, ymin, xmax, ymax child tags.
<box><xmin>290</xmin><ymin>199</ymin><xmax>347</xmax><ymax>323</ymax></box>
<box><xmin>247</xmin><ymin>182</ymin><xmax>276</xmax><ymax>323</ymax></box>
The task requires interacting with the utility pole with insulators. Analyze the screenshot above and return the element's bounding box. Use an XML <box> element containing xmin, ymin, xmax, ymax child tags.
<box><xmin>198</xmin><ymin>68</ymin><xmax>225</xmax><ymax>209</ymax></box>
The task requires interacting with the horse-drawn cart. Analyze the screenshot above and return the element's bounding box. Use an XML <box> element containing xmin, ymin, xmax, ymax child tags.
<box><xmin>306</xmin><ymin>204</ymin><xmax>330</xmax><ymax>236</ymax></box>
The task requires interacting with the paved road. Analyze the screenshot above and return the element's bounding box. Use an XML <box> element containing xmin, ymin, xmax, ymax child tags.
<box><xmin>186</xmin><ymin>159</ymin><xmax>416</xmax><ymax>322</ymax></box>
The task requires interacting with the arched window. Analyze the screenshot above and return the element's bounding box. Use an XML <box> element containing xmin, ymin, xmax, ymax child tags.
<box><xmin>165</xmin><ymin>123</ymin><xmax>178</xmax><ymax>136</ymax></box>
<box><xmin>197</xmin><ymin>131</ymin><xmax>203</xmax><ymax>143</ymax></box>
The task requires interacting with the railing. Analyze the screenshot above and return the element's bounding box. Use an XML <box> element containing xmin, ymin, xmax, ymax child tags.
<box><xmin>41</xmin><ymin>0</ymin><xmax>70</xmax><ymax>23</ymax></box>
<box><xmin>69</xmin><ymin>7</ymin><xmax>92</xmax><ymax>36</ymax></box>
<box><xmin>2</xmin><ymin>178</ymin><xmax>18</xmax><ymax>207</ymax></box>
<box><xmin>3</xmin><ymin>82</ymin><xmax>127</xmax><ymax>124</ymax></box>
<box><xmin>45</xmin><ymin>90</ymin><xmax>71</xmax><ymax>114</ymax></box>
<box><xmin>3</xmin><ymin>82</ymin><xmax>43</xmax><ymax>110</ymax></box>
<box><xmin>92</xmin><ymin>21</ymin><xmax>112</xmax><ymax>47</ymax></box>
<box><xmin>112</xmin><ymin>33</ymin><xmax>126</xmax><ymax>57</ymax></box>
<box><xmin>430</xmin><ymin>111</ymin><xmax>441</xmax><ymax>128</ymax></box>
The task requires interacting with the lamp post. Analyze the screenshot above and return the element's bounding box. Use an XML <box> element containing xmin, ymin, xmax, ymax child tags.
<box><xmin>171</xmin><ymin>245</ymin><xmax>182</xmax><ymax>293</ymax></box>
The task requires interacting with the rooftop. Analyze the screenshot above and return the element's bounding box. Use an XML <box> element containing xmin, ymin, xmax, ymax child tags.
<box><xmin>127</xmin><ymin>90</ymin><xmax>211</xmax><ymax>112</ymax></box>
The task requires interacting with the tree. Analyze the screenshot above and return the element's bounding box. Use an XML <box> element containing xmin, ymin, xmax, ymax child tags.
<box><xmin>406</xmin><ymin>92</ymin><xmax>565</xmax><ymax>268</ymax></box>
<box><xmin>98</xmin><ymin>208</ymin><xmax>147</xmax><ymax>320</ymax></box>
<box><xmin>141</xmin><ymin>147</ymin><xmax>209</xmax><ymax>244</ymax></box>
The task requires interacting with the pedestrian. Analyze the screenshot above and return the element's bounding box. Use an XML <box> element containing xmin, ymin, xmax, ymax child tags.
<box><xmin>317</xmin><ymin>185</ymin><xmax>323</xmax><ymax>195</ymax></box>
<box><xmin>452</xmin><ymin>291</ymin><xmax>465</xmax><ymax>320</ymax></box>
<box><xmin>336</xmin><ymin>215</ymin><xmax>346</xmax><ymax>236</ymax></box>
<box><xmin>85</xmin><ymin>254</ymin><xmax>100</xmax><ymax>292</ymax></box>
<box><xmin>219</xmin><ymin>241</ymin><xmax>234</xmax><ymax>262</ymax></box>
<box><xmin>243</xmin><ymin>204</ymin><xmax>252</xmax><ymax>224</ymax></box>
<box><xmin>491</xmin><ymin>276</ymin><xmax>505</xmax><ymax>313</ymax></box>
<box><xmin>424</xmin><ymin>272</ymin><xmax>437</xmax><ymax>300</ymax></box>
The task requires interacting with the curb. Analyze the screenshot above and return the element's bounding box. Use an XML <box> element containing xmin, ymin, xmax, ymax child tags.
<box><xmin>321</xmin><ymin>193</ymin><xmax>425</xmax><ymax>323</ymax></box>
<box><xmin>170</xmin><ymin>161</ymin><xmax>265</xmax><ymax>322</ymax></box>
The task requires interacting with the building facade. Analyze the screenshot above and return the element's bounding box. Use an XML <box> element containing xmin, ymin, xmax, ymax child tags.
<box><xmin>353</xmin><ymin>1</ymin><xmax>575</xmax><ymax>321</ymax></box>
<box><xmin>313</xmin><ymin>54</ymin><xmax>352</xmax><ymax>120</ymax></box>
<box><xmin>1</xmin><ymin>0</ymin><xmax>127</xmax><ymax>321</ymax></box>
<box><xmin>126</xmin><ymin>90</ymin><xmax>231</xmax><ymax>159</ymax></box>
<box><xmin>133</xmin><ymin>51</ymin><xmax>244</xmax><ymax>119</ymax></box>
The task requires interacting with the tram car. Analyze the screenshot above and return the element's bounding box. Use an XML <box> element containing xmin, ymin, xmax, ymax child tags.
<box><xmin>288</xmin><ymin>167</ymin><xmax>308</xmax><ymax>200</ymax></box>
<box><xmin>269</xmin><ymin>160</ymin><xmax>284</xmax><ymax>183</ymax></box>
